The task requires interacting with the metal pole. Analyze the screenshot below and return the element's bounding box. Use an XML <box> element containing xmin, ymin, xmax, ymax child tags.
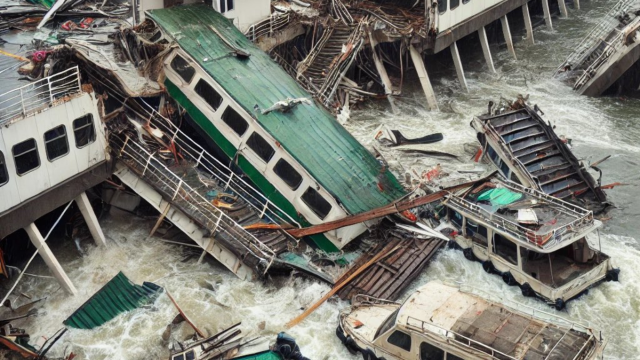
<box><xmin>548</xmin><ymin>253</ymin><xmax>555</xmax><ymax>286</ymax></box>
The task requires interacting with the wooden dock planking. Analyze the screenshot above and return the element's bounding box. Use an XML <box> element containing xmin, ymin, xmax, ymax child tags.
<box><xmin>338</xmin><ymin>234</ymin><xmax>444</xmax><ymax>301</ymax></box>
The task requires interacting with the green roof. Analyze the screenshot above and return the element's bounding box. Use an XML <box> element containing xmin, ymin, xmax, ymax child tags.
<box><xmin>147</xmin><ymin>5</ymin><xmax>406</xmax><ymax>214</ymax></box>
<box><xmin>64</xmin><ymin>272</ymin><xmax>162</xmax><ymax>330</ymax></box>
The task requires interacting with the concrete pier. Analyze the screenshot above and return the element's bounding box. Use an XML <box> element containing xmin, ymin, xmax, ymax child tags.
<box><xmin>75</xmin><ymin>192</ymin><xmax>107</xmax><ymax>247</ymax></box>
<box><xmin>369</xmin><ymin>34</ymin><xmax>398</xmax><ymax>112</ymax></box>
<box><xmin>522</xmin><ymin>3</ymin><xmax>535</xmax><ymax>45</ymax></box>
<box><xmin>542</xmin><ymin>0</ymin><xmax>553</xmax><ymax>30</ymax></box>
<box><xmin>501</xmin><ymin>15</ymin><xmax>517</xmax><ymax>60</ymax></box>
<box><xmin>478</xmin><ymin>26</ymin><xmax>496</xmax><ymax>73</ymax></box>
<box><xmin>409</xmin><ymin>45</ymin><xmax>439</xmax><ymax>111</ymax></box>
<box><xmin>25</xmin><ymin>223</ymin><xmax>77</xmax><ymax>295</ymax></box>
<box><xmin>558</xmin><ymin>0</ymin><xmax>569</xmax><ymax>18</ymax></box>
<box><xmin>450</xmin><ymin>41</ymin><xmax>468</xmax><ymax>91</ymax></box>
<box><xmin>574</xmin><ymin>0</ymin><xmax>580</xmax><ymax>10</ymax></box>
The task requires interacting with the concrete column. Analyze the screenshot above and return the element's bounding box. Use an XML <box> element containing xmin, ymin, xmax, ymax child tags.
<box><xmin>478</xmin><ymin>26</ymin><xmax>496</xmax><ymax>73</ymax></box>
<box><xmin>500</xmin><ymin>15</ymin><xmax>517</xmax><ymax>60</ymax></box>
<box><xmin>368</xmin><ymin>33</ymin><xmax>397</xmax><ymax>112</ymax></box>
<box><xmin>574</xmin><ymin>0</ymin><xmax>580</xmax><ymax>9</ymax></box>
<box><xmin>75</xmin><ymin>192</ymin><xmax>107</xmax><ymax>247</ymax></box>
<box><xmin>542</xmin><ymin>0</ymin><xmax>553</xmax><ymax>30</ymax></box>
<box><xmin>558</xmin><ymin>0</ymin><xmax>568</xmax><ymax>18</ymax></box>
<box><xmin>450</xmin><ymin>41</ymin><xmax>468</xmax><ymax>92</ymax></box>
<box><xmin>25</xmin><ymin>223</ymin><xmax>77</xmax><ymax>295</ymax></box>
<box><xmin>409</xmin><ymin>45</ymin><xmax>439</xmax><ymax>111</ymax></box>
<box><xmin>522</xmin><ymin>3</ymin><xmax>535</xmax><ymax>45</ymax></box>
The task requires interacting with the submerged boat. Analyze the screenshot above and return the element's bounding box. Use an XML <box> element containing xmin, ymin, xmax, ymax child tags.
<box><xmin>430</xmin><ymin>177</ymin><xmax>618</xmax><ymax>309</ymax></box>
<box><xmin>471</xmin><ymin>102</ymin><xmax>610</xmax><ymax>213</ymax></box>
<box><xmin>337</xmin><ymin>281</ymin><xmax>607</xmax><ymax>360</ymax></box>
<box><xmin>143</xmin><ymin>4</ymin><xmax>407</xmax><ymax>253</ymax></box>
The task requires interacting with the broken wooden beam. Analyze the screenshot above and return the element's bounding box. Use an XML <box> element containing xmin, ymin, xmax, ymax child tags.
<box><xmin>286</xmin><ymin>180</ymin><xmax>478</xmax><ymax>238</ymax></box>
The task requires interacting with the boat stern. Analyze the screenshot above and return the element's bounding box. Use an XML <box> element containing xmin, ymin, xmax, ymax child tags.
<box><xmin>337</xmin><ymin>296</ymin><xmax>399</xmax><ymax>352</ymax></box>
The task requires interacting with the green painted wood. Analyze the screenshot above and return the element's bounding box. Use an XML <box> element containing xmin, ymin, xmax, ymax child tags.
<box><xmin>148</xmin><ymin>5</ymin><xmax>406</xmax><ymax>217</ymax></box>
<box><xmin>234</xmin><ymin>351</ymin><xmax>282</xmax><ymax>360</ymax></box>
<box><xmin>63</xmin><ymin>272</ymin><xmax>162</xmax><ymax>330</ymax></box>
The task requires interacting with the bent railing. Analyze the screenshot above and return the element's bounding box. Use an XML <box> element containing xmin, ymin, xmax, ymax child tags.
<box><xmin>111</xmin><ymin>134</ymin><xmax>277</xmax><ymax>272</ymax></box>
<box><xmin>0</xmin><ymin>66</ymin><xmax>81</xmax><ymax>124</ymax></box>
<box><xmin>244</xmin><ymin>12</ymin><xmax>291</xmax><ymax>42</ymax></box>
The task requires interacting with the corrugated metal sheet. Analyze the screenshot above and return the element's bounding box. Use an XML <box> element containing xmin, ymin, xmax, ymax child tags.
<box><xmin>146</xmin><ymin>5</ymin><xmax>406</xmax><ymax>215</ymax></box>
<box><xmin>63</xmin><ymin>272</ymin><xmax>162</xmax><ymax>330</ymax></box>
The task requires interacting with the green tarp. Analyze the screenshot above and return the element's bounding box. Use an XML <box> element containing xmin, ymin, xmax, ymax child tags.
<box><xmin>235</xmin><ymin>351</ymin><xmax>282</xmax><ymax>360</ymax></box>
<box><xmin>477</xmin><ymin>188</ymin><xmax>523</xmax><ymax>206</ymax></box>
<box><xmin>146</xmin><ymin>5</ymin><xmax>406</xmax><ymax>215</ymax></box>
<box><xmin>63</xmin><ymin>272</ymin><xmax>162</xmax><ymax>330</ymax></box>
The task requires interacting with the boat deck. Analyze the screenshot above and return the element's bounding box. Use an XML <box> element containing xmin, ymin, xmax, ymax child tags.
<box><xmin>338</xmin><ymin>230</ymin><xmax>444</xmax><ymax>301</ymax></box>
<box><xmin>479</xmin><ymin>107</ymin><xmax>606</xmax><ymax>209</ymax></box>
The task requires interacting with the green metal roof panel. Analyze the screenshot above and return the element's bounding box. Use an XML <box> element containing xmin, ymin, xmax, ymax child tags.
<box><xmin>146</xmin><ymin>5</ymin><xmax>406</xmax><ymax>214</ymax></box>
<box><xmin>64</xmin><ymin>272</ymin><xmax>162</xmax><ymax>330</ymax></box>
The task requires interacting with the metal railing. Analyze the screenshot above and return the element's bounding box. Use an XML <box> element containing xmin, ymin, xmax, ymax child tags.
<box><xmin>244</xmin><ymin>12</ymin><xmax>292</xmax><ymax>42</ymax></box>
<box><xmin>140</xmin><ymin>107</ymin><xmax>301</xmax><ymax>231</ymax></box>
<box><xmin>446</xmin><ymin>181</ymin><xmax>594</xmax><ymax>250</ymax></box>
<box><xmin>572</xmin><ymin>21</ymin><xmax>639</xmax><ymax>90</ymax></box>
<box><xmin>557</xmin><ymin>0</ymin><xmax>639</xmax><ymax>72</ymax></box>
<box><xmin>112</xmin><ymin>134</ymin><xmax>277</xmax><ymax>272</ymax></box>
<box><xmin>0</xmin><ymin>66</ymin><xmax>81</xmax><ymax>125</ymax></box>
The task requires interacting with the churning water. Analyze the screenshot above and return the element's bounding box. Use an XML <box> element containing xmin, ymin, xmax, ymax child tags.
<box><xmin>6</xmin><ymin>0</ymin><xmax>640</xmax><ymax>358</ymax></box>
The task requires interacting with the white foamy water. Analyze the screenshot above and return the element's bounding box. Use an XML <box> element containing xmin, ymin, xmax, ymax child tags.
<box><xmin>5</xmin><ymin>0</ymin><xmax>640</xmax><ymax>359</ymax></box>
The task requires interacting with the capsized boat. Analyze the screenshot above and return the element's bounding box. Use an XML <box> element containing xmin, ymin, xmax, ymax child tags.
<box><xmin>428</xmin><ymin>176</ymin><xmax>618</xmax><ymax>309</ymax></box>
<box><xmin>143</xmin><ymin>4</ymin><xmax>407</xmax><ymax>253</ymax></box>
<box><xmin>337</xmin><ymin>281</ymin><xmax>607</xmax><ymax>360</ymax></box>
<box><xmin>472</xmin><ymin>99</ymin><xmax>611</xmax><ymax>214</ymax></box>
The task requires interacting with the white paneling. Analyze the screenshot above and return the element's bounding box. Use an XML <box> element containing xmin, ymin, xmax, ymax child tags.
<box><xmin>0</xmin><ymin>134</ymin><xmax>22</xmax><ymax>213</ymax></box>
<box><xmin>2</xmin><ymin>113</ymin><xmax>50</xmax><ymax>202</ymax></box>
<box><xmin>35</xmin><ymin>104</ymin><xmax>79</xmax><ymax>186</ymax></box>
<box><xmin>69</xmin><ymin>93</ymin><xmax>106</xmax><ymax>172</ymax></box>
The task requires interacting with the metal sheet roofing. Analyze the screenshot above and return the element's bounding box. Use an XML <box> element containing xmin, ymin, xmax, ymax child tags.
<box><xmin>147</xmin><ymin>4</ymin><xmax>406</xmax><ymax>214</ymax></box>
<box><xmin>63</xmin><ymin>272</ymin><xmax>162</xmax><ymax>330</ymax></box>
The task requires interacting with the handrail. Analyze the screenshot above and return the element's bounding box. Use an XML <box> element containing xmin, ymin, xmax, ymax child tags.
<box><xmin>111</xmin><ymin>134</ymin><xmax>278</xmax><ymax>270</ymax></box>
<box><xmin>405</xmin><ymin>316</ymin><xmax>518</xmax><ymax>360</ymax></box>
<box><xmin>244</xmin><ymin>11</ymin><xmax>292</xmax><ymax>43</ymax></box>
<box><xmin>0</xmin><ymin>66</ymin><xmax>81</xmax><ymax>124</ymax></box>
<box><xmin>140</xmin><ymin>107</ymin><xmax>302</xmax><ymax>231</ymax></box>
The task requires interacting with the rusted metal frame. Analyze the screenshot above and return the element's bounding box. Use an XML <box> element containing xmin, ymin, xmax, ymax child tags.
<box><xmin>496</xmin><ymin>121</ymin><xmax>539</xmax><ymax>137</ymax></box>
<box><xmin>320</xmin><ymin>24</ymin><xmax>366</xmax><ymax>105</ymax></box>
<box><xmin>484</xmin><ymin>124</ymin><xmax>535</xmax><ymax>185</ymax></box>
<box><xmin>538</xmin><ymin>171</ymin><xmax>578</xmax><ymax>186</ymax></box>
<box><xmin>297</xmin><ymin>22</ymin><xmax>335</xmax><ymax>77</ymax></box>
<box><xmin>504</xmin><ymin>130</ymin><xmax>547</xmax><ymax>145</ymax></box>
<box><xmin>521</xmin><ymin>150</ymin><xmax>563</xmax><ymax>166</ymax></box>
<box><xmin>544</xmin><ymin>325</ymin><xmax>574</xmax><ymax>360</ymax></box>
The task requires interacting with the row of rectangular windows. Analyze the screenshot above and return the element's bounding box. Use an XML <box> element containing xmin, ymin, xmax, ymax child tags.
<box><xmin>0</xmin><ymin>114</ymin><xmax>95</xmax><ymax>187</ymax></box>
<box><xmin>170</xmin><ymin>55</ymin><xmax>333</xmax><ymax>220</ymax></box>
<box><xmin>438</xmin><ymin>0</ymin><xmax>472</xmax><ymax>14</ymax></box>
<box><xmin>387</xmin><ymin>329</ymin><xmax>463</xmax><ymax>360</ymax></box>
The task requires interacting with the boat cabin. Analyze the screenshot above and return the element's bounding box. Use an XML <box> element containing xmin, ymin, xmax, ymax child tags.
<box><xmin>471</xmin><ymin>104</ymin><xmax>609</xmax><ymax>213</ymax></box>
<box><xmin>145</xmin><ymin>5</ymin><xmax>407</xmax><ymax>253</ymax></box>
<box><xmin>434</xmin><ymin>178</ymin><xmax>617</xmax><ymax>308</ymax></box>
<box><xmin>338</xmin><ymin>281</ymin><xmax>607</xmax><ymax>360</ymax></box>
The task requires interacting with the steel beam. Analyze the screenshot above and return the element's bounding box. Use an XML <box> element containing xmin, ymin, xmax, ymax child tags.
<box><xmin>25</xmin><ymin>223</ymin><xmax>77</xmax><ymax>295</ymax></box>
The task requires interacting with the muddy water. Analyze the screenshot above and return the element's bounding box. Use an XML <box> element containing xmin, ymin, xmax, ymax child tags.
<box><xmin>8</xmin><ymin>1</ymin><xmax>640</xmax><ymax>359</ymax></box>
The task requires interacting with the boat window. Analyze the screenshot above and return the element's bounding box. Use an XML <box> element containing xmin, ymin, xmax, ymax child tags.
<box><xmin>170</xmin><ymin>55</ymin><xmax>195</xmax><ymax>83</ymax></box>
<box><xmin>219</xmin><ymin>0</ymin><xmax>233</xmax><ymax>12</ymax></box>
<box><xmin>466</xmin><ymin>219</ymin><xmax>487</xmax><ymax>245</ymax></box>
<box><xmin>438</xmin><ymin>0</ymin><xmax>447</xmax><ymax>13</ymax></box>
<box><xmin>447</xmin><ymin>353</ymin><xmax>464</xmax><ymax>360</ymax></box>
<box><xmin>500</xmin><ymin>161</ymin><xmax>510</xmax><ymax>178</ymax></box>
<box><xmin>221</xmin><ymin>106</ymin><xmax>248</xmax><ymax>136</ymax></box>
<box><xmin>387</xmin><ymin>330</ymin><xmax>411</xmax><ymax>352</ymax></box>
<box><xmin>13</xmin><ymin>139</ymin><xmax>40</xmax><ymax>175</ymax></box>
<box><xmin>449</xmin><ymin>208</ymin><xmax>463</xmax><ymax>228</ymax></box>
<box><xmin>246</xmin><ymin>132</ymin><xmax>275</xmax><ymax>163</ymax></box>
<box><xmin>185</xmin><ymin>350</ymin><xmax>195</xmax><ymax>360</ymax></box>
<box><xmin>73</xmin><ymin>114</ymin><xmax>96</xmax><ymax>148</ymax></box>
<box><xmin>273</xmin><ymin>159</ymin><xmax>303</xmax><ymax>190</ymax></box>
<box><xmin>195</xmin><ymin>79</ymin><xmax>223</xmax><ymax>111</ymax></box>
<box><xmin>172</xmin><ymin>355</ymin><xmax>184</xmax><ymax>360</ymax></box>
<box><xmin>0</xmin><ymin>151</ymin><xmax>8</xmax><ymax>186</ymax></box>
<box><xmin>301</xmin><ymin>187</ymin><xmax>332</xmax><ymax>220</ymax></box>
<box><xmin>494</xmin><ymin>232</ymin><xmax>518</xmax><ymax>265</ymax></box>
<box><xmin>462</xmin><ymin>0</ymin><xmax>470</xmax><ymax>4</ymax></box>
<box><xmin>374</xmin><ymin>308</ymin><xmax>399</xmax><ymax>339</ymax></box>
<box><xmin>420</xmin><ymin>341</ymin><xmax>444</xmax><ymax>360</ymax></box>
<box><xmin>44</xmin><ymin>125</ymin><xmax>69</xmax><ymax>161</ymax></box>
<box><xmin>450</xmin><ymin>0</ymin><xmax>459</xmax><ymax>10</ymax></box>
